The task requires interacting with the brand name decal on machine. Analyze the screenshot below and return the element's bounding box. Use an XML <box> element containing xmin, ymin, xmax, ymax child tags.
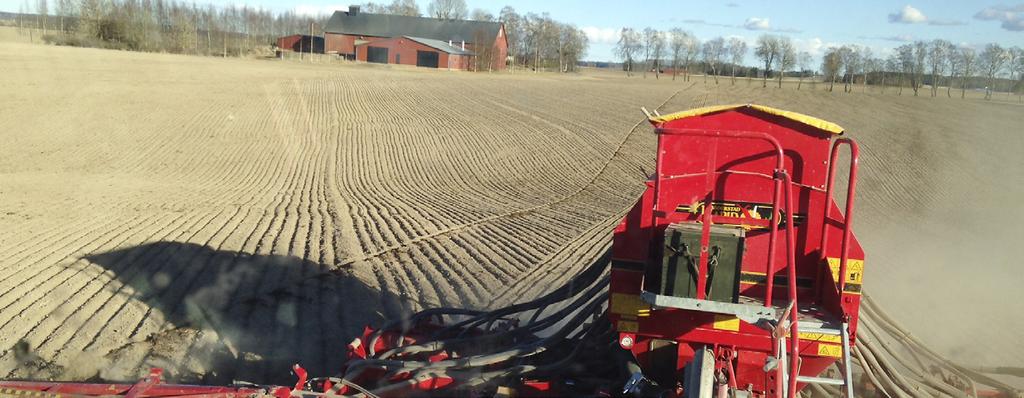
<box><xmin>675</xmin><ymin>201</ymin><xmax>805</xmax><ymax>228</ymax></box>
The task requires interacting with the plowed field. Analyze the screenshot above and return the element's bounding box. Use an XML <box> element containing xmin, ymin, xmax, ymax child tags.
<box><xmin>2</xmin><ymin>32</ymin><xmax>1022</xmax><ymax>384</ymax></box>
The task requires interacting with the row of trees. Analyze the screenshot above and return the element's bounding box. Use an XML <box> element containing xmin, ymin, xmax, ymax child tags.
<box><xmin>613</xmin><ymin>29</ymin><xmax>810</xmax><ymax>89</ymax></box>
<box><xmin>614</xmin><ymin>28</ymin><xmax>1024</xmax><ymax>100</ymax></box>
<box><xmin>497</xmin><ymin>7</ymin><xmax>588</xmax><ymax>73</ymax></box>
<box><xmin>821</xmin><ymin>41</ymin><xmax>1023</xmax><ymax>99</ymax></box>
<box><xmin>17</xmin><ymin>0</ymin><xmax>328</xmax><ymax>55</ymax></box>
<box><xmin>15</xmin><ymin>0</ymin><xmax>591</xmax><ymax>74</ymax></box>
<box><xmin>360</xmin><ymin>0</ymin><xmax>499</xmax><ymax>23</ymax></box>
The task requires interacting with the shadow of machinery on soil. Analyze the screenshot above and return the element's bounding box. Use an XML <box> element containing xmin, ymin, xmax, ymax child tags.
<box><xmin>80</xmin><ymin>241</ymin><xmax>405</xmax><ymax>386</ymax></box>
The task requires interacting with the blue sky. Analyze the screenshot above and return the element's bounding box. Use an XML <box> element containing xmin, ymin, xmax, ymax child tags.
<box><xmin>3</xmin><ymin>0</ymin><xmax>1022</xmax><ymax>62</ymax></box>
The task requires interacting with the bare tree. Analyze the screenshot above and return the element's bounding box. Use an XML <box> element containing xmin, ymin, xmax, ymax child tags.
<box><xmin>980</xmin><ymin>43</ymin><xmax>1008</xmax><ymax>100</ymax></box>
<box><xmin>894</xmin><ymin>44</ymin><xmax>913</xmax><ymax>95</ymax></box>
<box><xmin>17</xmin><ymin>1</ymin><xmax>25</xmax><ymax>35</ymax></box>
<box><xmin>944</xmin><ymin>42</ymin><xmax>960</xmax><ymax>97</ymax></box>
<box><xmin>668</xmin><ymin>28</ymin><xmax>689</xmax><ymax>81</ymax></box>
<box><xmin>526</xmin><ymin>13</ymin><xmax>558</xmax><ymax>72</ymax></box>
<box><xmin>702</xmin><ymin>37</ymin><xmax>725</xmax><ymax>84</ymax></box>
<box><xmin>838</xmin><ymin>45</ymin><xmax>860</xmax><ymax>92</ymax></box>
<box><xmin>499</xmin><ymin>7</ymin><xmax>521</xmax><ymax>71</ymax></box>
<box><xmin>959</xmin><ymin>47</ymin><xmax>977</xmax><ymax>99</ymax></box>
<box><xmin>385</xmin><ymin>0</ymin><xmax>420</xmax><ymax>16</ymax></box>
<box><xmin>860</xmin><ymin>47</ymin><xmax>874</xmax><ymax>92</ymax></box>
<box><xmin>682</xmin><ymin>35</ymin><xmax>700</xmax><ymax>82</ymax></box>
<box><xmin>885</xmin><ymin>55</ymin><xmax>899</xmax><ymax>94</ymax></box>
<box><xmin>427</xmin><ymin>0</ymin><xmax>466</xmax><ymax>20</ymax></box>
<box><xmin>615</xmin><ymin>27</ymin><xmax>642</xmax><ymax>77</ymax></box>
<box><xmin>640</xmin><ymin>27</ymin><xmax>659</xmax><ymax>78</ymax></box>
<box><xmin>912</xmin><ymin>41</ymin><xmax>927</xmax><ymax>96</ymax></box>
<box><xmin>776</xmin><ymin>36</ymin><xmax>795</xmax><ymax>88</ymax></box>
<box><xmin>927</xmin><ymin>40</ymin><xmax>950</xmax><ymax>97</ymax></box>
<box><xmin>1011</xmin><ymin>47</ymin><xmax>1024</xmax><ymax>101</ymax></box>
<box><xmin>755</xmin><ymin>34</ymin><xmax>779</xmax><ymax>87</ymax></box>
<box><xmin>797</xmin><ymin>51</ymin><xmax>811</xmax><ymax>90</ymax></box>
<box><xmin>556</xmin><ymin>24</ymin><xmax>587</xmax><ymax>72</ymax></box>
<box><xmin>470</xmin><ymin>8</ymin><xmax>493</xmax><ymax>21</ymax></box>
<box><xmin>727</xmin><ymin>37</ymin><xmax>747</xmax><ymax>85</ymax></box>
<box><xmin>1005</xmin><ymin>47</ymin><xmax>1021</xmax><ymax>100</ymax></box>
<box><xmin>37</xmin><ymin>0</ymin><xmax>48</xmax><ymax>34</ymax></box>
<box><xmin>648</xmin><ymin>29</ymin><xmax>665</xmax><ymax>79</ymax></box>
<box><xmin>821</xmin><ymin>47</ymin><xmax>842</xmax><ymax>92</ymax></box>
<box><xmin>56</xmin><ymin>0</ymin><xmax>72</xmax><ymax>35</ymax></box>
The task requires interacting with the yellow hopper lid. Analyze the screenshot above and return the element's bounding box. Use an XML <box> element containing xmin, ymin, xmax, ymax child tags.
<box><xmin>649</xmin><ymin>103</ymin><xmax>845</xmax><ymax>135</ymax></box>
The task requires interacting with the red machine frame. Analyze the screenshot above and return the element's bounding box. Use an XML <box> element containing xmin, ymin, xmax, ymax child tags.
<box><xmin>610</xmin><ymin>104</ymin><xmax>864</xmax><ymax>398</ymax></box>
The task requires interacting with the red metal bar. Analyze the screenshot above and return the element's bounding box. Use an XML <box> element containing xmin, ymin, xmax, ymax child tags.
<box><xmin>765</xmin><ymin>178</ymin><xmax>783</xmax><ymax>308</ymax></box>
<box><xmin>653</xmin><ymin>132</ymin><xmax>665</xmax><ymax>211</ymax></box>
<box><xmin>780</xmin><ymin>171</ymin><xmax>801</xmax><ymax>398</ymax></box>
<box><xmin>818</xmin><ymin>138</ymin><xmax>860</xmax><ymax>297</ymax></box>
<box><xmin>124</xmin><ymin>368</ymin><xmax>161</xmax><ymax>398</ymax></box>
<box><xmin>696</xmin><ymin>140</ymin><xmax>719</xmax><ymax>300</ymax></box>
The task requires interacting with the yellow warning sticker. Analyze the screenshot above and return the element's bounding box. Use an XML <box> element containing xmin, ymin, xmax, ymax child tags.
<box><xmin>712</xmin><ymin>315</ymin><xmax>740</xmax><ymax>331</ymax></box>
<box><xmin>610</xmin><ymin>293</ymin><xmax>647</xmax><ymax>316</ymax></box>
<box><xmin>817</xmin><ymin>344</ymin><xmax>843</xmax><ymax>358</ymax></box>
<box><xmin>618</xmin><ymin>320</ymin><xmax>639</xmax><ymax>332</ymax></box>
<box><xmin>798</xmin><ymin>332</ymin><xmax>841</xmax><ymax>344</ymax></box>
<box><xmin>827</xmin><ymin>258</ymin><xmax>865</xmax><ymax>285</ymax></box>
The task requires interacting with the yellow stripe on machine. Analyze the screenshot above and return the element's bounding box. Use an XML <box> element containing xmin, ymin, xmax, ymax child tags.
<box><xmin>648</xmin><ymin>104</ymin><xmax>845</xmax><ymax>135</ymax></box>
<box><xmin>712</xmin><ymin>315</ymin><xmax>740</xmax><ymax>331</ymax></box>
<box><xmin>610</xmin><ymin>293</ymin><xmax>648</xmax><ymax>316</ymax></box>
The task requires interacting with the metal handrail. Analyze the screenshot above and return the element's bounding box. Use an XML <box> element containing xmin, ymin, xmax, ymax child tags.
<box><xmin>819</xmin><ymin>138</ymin><xmax>860</xmax><ymax>300</ymax></box>
<box><xmin>655</xmin><ymin>128</ymin><xmax>789</xmax><ymax>304</ymax></box>
<box><xmin>656</xmin><ymin>127</ymin><xmax>803</xmax><ymax>398</ymax></box>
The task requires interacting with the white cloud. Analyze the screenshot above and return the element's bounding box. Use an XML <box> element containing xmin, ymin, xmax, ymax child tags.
<box><xmin>888</xmin><ymin>5</ymin><xmax>928</xmax><ymax>24</ymax></box>
<box><xmin>974</xmin><ymin>4</ymin><xmax>1024</xmax><ymax>31</ymax></box>
<box><xmin>294</xmin><ymin>4</ymin><xmax>348</xmax><ymax>16</ymax></box>
<box><xmin>743</xmin><ymin>17</ymin><xmax>771</xmax><ymax>31</ymax></box>
<box><xmin>793</xmin><ymin>37</ymin><xmax>826</xmax><ymax>57</ymax></box>
<box><xmin>582</xmin><ymin>26</ymin><xmax>619</xmax><ymax>45</ymax></box>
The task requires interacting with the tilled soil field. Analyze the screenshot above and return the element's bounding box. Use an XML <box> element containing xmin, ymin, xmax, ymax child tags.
<box><xmin>1</xmin><ymin>34</ymin><xmax>1022</xmax><ymax>385</ymax></box>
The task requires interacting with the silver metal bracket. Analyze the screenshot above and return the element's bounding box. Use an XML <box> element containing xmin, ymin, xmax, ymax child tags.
<box><xmin>640</xmin><ymin>291</ymin><xmax>777</xmax><ymax>324</ymax></box>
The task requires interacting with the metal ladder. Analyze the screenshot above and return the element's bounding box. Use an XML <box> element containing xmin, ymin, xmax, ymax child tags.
<box><xmin>793</xmin><ymin>321</ymin><xmax>855</xmax><ymax>397</ymax></box>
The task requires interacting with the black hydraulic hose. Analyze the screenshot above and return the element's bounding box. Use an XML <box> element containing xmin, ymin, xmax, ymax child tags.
<box><xmin>438</xmin><ymin>256</ymin><xmax>610</xmax><ymax>336</ymax></box>
<box><xmin>342</xmin><ymin>291</ymin><xmax>609</xmax><ymax>387</ymax></box>
<box><xmin>364</xmin><ymin>257</ymin><xmax>610</xmax><ymax>357</ymax></box>
<box><xmin>420</xmin><ymin>318</ymin><xmax>612</xmax><ymax>392</ymax></box>
<box><xmin>375</xmin><ymin>276</ymin><xmax>610</xmax><ymax>359</ymax></box>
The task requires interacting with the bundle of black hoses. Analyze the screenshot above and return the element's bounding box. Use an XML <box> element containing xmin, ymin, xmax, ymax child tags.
<box><xmin>315</xmin><ymin>248</ymin><xmax>1024</xmax><ymax>398</ymax></box>
<box><xmin>807</xmin><ymin>295</ymin><xmax>1023</xmax><ymax>398</ymax></box>
<box><xmin>316</xmin><ymin>254</ymin><xmax>622</xmax><ymax>397</ymax></box>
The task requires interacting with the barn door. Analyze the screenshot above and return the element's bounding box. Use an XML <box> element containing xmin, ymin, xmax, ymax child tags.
<box><xmin>416</xmin><ymin>50</ymin><xmax>439</xmax><ymax>68</ymax></box>
<box><xmin>367</xmin><ymin>47</ymin><xmax>388</xmax><ymax>64</ymax></box>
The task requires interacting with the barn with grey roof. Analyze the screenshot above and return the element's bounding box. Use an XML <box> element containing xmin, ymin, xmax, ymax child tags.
<box><xmin>322</xmin><ymin>6</ymin><xmax>508</xmax><ymax>71</ymax></box>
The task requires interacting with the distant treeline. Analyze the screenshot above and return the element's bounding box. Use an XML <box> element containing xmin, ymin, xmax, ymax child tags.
<box><xmin>613</xmin><ymin>28</ymin><xmax>1024</xmax><ymax>100</ymax></box>
<box><xmin>8</xmin><ymin>0</ymin><xmax>328</xmax><ymax>56</ymax></box>
<box><xmin>7</xmin><ymin>0</ymin><xmax>592</xmax><ymax>73</ymax></box>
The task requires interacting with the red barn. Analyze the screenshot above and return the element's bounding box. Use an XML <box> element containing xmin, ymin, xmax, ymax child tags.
<box><xmin>323</xmin><ymin>6</ymin><xmax>507</xmax><ymax>71</ymax></box>
<box><xmin>356</xmin><ymin>36</ymin><xmax>474</xmax><ymax>70</ymax></box>
<box><xmin>276</xmin><ymin>34</ymin><xmax>324</xmax><ymax>53</ymax></box>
